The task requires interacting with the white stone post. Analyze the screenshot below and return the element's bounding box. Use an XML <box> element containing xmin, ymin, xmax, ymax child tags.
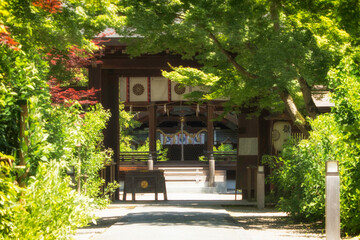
<box><xmin>208</xmin><ymin>154</ymin><xmax>215</xmax><ymax>187</ymax></box>
<box><xmin>148</xmin><ymin>153</ymin><xmax>154</xmax><ymax>171</ymax></box>
<box><xmin>257</xmin><ymin>166</ymin><xmax>265</xmax><ymax>209</ymax></box>
<box><xmin>326</xmin><ymin>161</ymin><xmax>340</xmax><ymax>240</ymax></box>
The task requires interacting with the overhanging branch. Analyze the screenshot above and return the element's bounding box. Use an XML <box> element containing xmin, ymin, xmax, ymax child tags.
<box><xmin>208</xmin><ymin>32</ymin><xmax>258</xmax><ymax>80</ymax></box>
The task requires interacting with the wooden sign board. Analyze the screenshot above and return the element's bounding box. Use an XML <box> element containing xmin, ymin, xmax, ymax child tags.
<box><xmin>123</xmin><ymin>170</ymin><xmax>167</xmax><ymax>201</ymax></box>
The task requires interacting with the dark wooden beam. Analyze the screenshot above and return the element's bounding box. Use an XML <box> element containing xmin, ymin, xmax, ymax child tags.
<box><xmin>207</xmin><ymin>104</ymin><xmax>214</xmax><ymax>152</ymax></box>
<box><xmin>236</xmin><ymin>113</ymin><xmax>259</xmax><ymax>200</ymax></box>
<box><xmin>148</xmin><ymin>104</ymin><xmax>157</xmax><ymax>156</ymax></box>
<box><xmin>157</xmin><ymin>115</ymin><xmax>207</xmax><ymax>123</ymax></box>
<box><xmin>100</xmin><ymin>69</ymin><xmax>120</xmax><ymax>200</ymax></box>
<box><xmin>100</xmin><ymin>54</ymin><xmax>201</xmax><ymax>70</ymax></box>
<box><xmin>89</xmin><ymin>65</ymin><xmax>102</xmax><ymax>89</ymax></box>
<box><xmin>88</xmin><ymin>65</ymin><xmax>102</xmax><ymax>101</ymax></box>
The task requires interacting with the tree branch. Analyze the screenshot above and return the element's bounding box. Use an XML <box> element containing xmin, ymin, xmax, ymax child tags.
<box><xmin>297</xmin><ymin>76</ymin><xmax>320</xmax><ymax>119</ymax></box>
<box><xmin>278</xmin><ymin>88</ymin><xmax>310</xmax><ymax>138</ymax></box>
<box><xmin>208</xmin><ymin>32</ymin><xmax>258</xmax><ymax>80</ymax></box>
<box><xmin>207</xmin><ymin>21</ymin><xmax>311</xmax><ymax>138</ymax></box>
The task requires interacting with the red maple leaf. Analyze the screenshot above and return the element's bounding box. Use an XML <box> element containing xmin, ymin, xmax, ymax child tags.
<box><xmin>32</xmin><ymin>0</ymin><xmax>62</xmax><ymax>14</ymax></box>
<box><xmin>0</xmin><ymin>25</ymin><xmax>20</xmax><ymax>51</ymax></box>
<box><xmin>49</xmin><ymin>79</ymin><xmax>100</xmax><ymax>106</ymax></box>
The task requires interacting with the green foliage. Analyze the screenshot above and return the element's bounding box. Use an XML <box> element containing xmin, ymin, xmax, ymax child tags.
<box><xmin>264</xmin><ymin>115</ymin><xmax>337</xmax><ymax>221</ymax></box>
<box><xmin>266</xmin><ymin>77</ymin><xmax>360</xmax><ymax>234</ymax></box>
<box><xmin>116</xmin><ymin>0</ymin><xmax>340</xmax><ymax>117</ymax></box>
<box><xmin>0</xmin><ymin>98</ymin><xmax>117</xmax><ymax>238</ymax></box>
<box><xmin>1</xmin><ymin>1</ymin><xmax>129</xmax><ymax>238</ymax></box>
<box><xmin>0</xmin><ymin>46</ymin><xmax>49</xmax><ymax>155</ymax></box>
<box><xmin>266</xmin><ymin>114</ymin><xmax>360</xmax><ymax>234</ymax></box>
<box><xmin>198</xmin><ymin>144</ymin><xmax>234</xmax><ymax>161</ymax></box>
<box><xmin>0</xmin><ymin>154</ymin><xmax>20</xmax><ymax>237</ymax></box>
<box><xmin>119</xmin><ymin>104</ymin><xmax>141</xmax><ymax>152</ymax></box>
<box><xmin>214</xmin><ymin>143</ymin><xmax>234</xmax><ymax>152</ymax></box>
<box><xmin>8</xmin><ymin>161</ymin><xmax>96</xmax><ymax>240</ymax></box>
<box><xmin>329</xmin><ymin>49</ymin><xmax>360</xmax><ymax>136</ymax></box>
<box><xmin>44</xmin><ymin>103</ymin><xmax>113</xmax><ymax>203</ymax></box>
<box><xmin>119</xmin><ymin>104</ymin><xmax>169</xmax><ymax>161</ymax></box>
<box><xmin>135</xmin><ymin>139</ymin><xmax>169</xmax><ymax>161</ymax></box>
<box><xmin>328</xmin><ymin>50</ymin><xmax>360</xmax><ymax>234</ymax></box>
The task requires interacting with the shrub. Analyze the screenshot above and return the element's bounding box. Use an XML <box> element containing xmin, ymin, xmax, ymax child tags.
<box><xmin>44</xmin><ymin>102</ymin><xmax>115</xmax><ymax>204</ymax></box>
<box><xmin>266</xmin><ymin>53</ymin><xmax>360</xmax><ymax>234</ymax></box>
<box><xmin>329</xmin><ymin>51</ymin><xmax>360</xmax><ymax>234</ymax></box>
<box><xmin>0</xmin><ymin>154</ymin><xmax>20</xmax><ymax>237</ymax></box>
<box><xmin>264</xmin><ymin>114</ymin><xmax>336</xmax><ymax>222</ymax></box>
<box><xmin>0</xmin><ymin>98</ymin><xmax>121</xmax><ymax>239</ymax></box>
<box><xmin>8</xmin><ymin>161</ymin><xmax>96</xmax><ymax>240</ymax></box>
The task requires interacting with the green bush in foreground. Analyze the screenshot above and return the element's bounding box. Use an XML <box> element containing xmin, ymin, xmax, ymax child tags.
<box><xmin>0</xmin><ymin>100</ymin><xmax>117</xmax><ymax>239</ymax></box>
<box><xmin>266</xmin><ymin>51</ymin><xmax>360</xmax><ymax>235</ymax></box>
<box><xmin>0</xmin><ymin>154</ymin><xmax>19</xmax><ymax>237</ymax></box>
<box><xmin>266</xmin><ymin>114</ymin><xmax>360</xmax><ymax>234</ymax></box>
<box><xmin>2</xmin><ymin>161</ymin><xmax>96</xmax><ymax>240</ymax></box>
<box><xmin>264</xmin><ymin>115</ymin><xmax>333</xmax><ymax>222</ymax></box>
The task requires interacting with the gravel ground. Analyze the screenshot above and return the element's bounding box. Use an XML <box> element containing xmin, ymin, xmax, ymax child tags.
<box><xmin>225</xmin><ymin>206</ymin><xmax>326</xmax><ymax>240</ymax></box>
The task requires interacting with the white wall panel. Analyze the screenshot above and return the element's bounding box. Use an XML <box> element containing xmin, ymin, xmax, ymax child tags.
<box><xmin>171</xmin><ymin>81</ymin><xmax>190</xmax><ymax>101</ymax></box>
<box><xmin>238</xmin><ymin>137</ymin><xmax>258</xmax><ymax>156</ymax></box>
<box><xmin>130</xmin><ymin>77</ymin><xmax>148</xmax><ymax>102</ymax></box>
<box><xmin>119</xmin><ymin>77</ymin><xmax>127</xmax><ymax>102</ymax></box>
<box><xmin>151</xmin><ymin>77</ymin><xmax>168</xmax><ymax>101</ymax></box>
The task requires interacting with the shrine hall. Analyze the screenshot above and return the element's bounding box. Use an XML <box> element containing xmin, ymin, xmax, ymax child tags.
<box><xmin>88</xmin><ymin>37</ymin><xmax>330</xmax><ymax>201</ymax></box>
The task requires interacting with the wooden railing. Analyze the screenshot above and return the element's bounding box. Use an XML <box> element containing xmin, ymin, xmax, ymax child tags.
<box><xmin>119</xmin><ymin>151</ymin><xmax>159</xmax><ymax>162</ymax></box>
<box><xmin>204</xmin><ymin>151</ymin><xmax>237</xmax><ymax>161</ymax></box>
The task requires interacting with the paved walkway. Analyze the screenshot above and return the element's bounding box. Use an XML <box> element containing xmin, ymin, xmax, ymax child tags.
<box><xmin>95</xmin><ymin>205</ymin><xmax>252</xmax><ymax>240</ymax></box>
<box><xmin>74</xmin><ymin>193</ymin><xmax>325</xmax><ymax>240</ymax></box>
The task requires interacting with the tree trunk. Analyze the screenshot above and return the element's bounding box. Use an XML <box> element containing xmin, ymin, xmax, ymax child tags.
<box><xmin>18</xmin><ymin>104</ymin><xmax>29</xmax><ymax>187</ymax></box>
<box><xmin>298</xmin><ymin>76</ymin><xmax>320</xmax><ymax>119</ymax></box>
<box><xmin>270</xmin><ymin>0</ymin><xmax>280</xmax><ymax>32</ymax></box>
<box><xmin>278</xmin><ymin>89</ymin><xmax>310</xmax><ymax>138</ymax></box>
<box><xmin>208</xmin><ymin>6</ymin><xmax>312</xmax><ymax>139</ymax></box>
<box><xmin>270</xmin><ymin>2</ymin><xmax>311</xmax><ymax>138</ymax></box>
<box><xmin>19</xmin><ymin>104</ymin><xmax>28</xmax><ymax>166</ymax></box>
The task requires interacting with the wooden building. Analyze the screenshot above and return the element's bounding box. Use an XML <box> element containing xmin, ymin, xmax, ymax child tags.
<box><xmin>89</xmin><ymin>37</ymin><xmax>321</xmax><ymax>200</ymax></box>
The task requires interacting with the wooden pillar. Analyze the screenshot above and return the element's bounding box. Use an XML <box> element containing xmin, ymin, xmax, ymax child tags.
<box><xmin>258</xmin><ymin>112</ymin><xmax>272</xmax><ymax>194</ymax></box>
<box><xmin>236</xmin><ymin>114</ymin><xmax>259</xmax><ymax>200</ymax></box>
<box><xmin>88</xmin><ymin>65</ymin><xmax>102</xmax><ymax>101</ymax></box>
<box><xmin>148</xmin><ymin>104</ymin><xmax>157</xmax><ymax>159</ymax></box>
<box><xmin>101</xmin><ymin>69</ymin><xmax>120</xmax><ymax>200</ymax></box>
<box><xmin>207</xmin><ymin>104</ymin><xmax>214</xmax><ymax>152</ymax></box>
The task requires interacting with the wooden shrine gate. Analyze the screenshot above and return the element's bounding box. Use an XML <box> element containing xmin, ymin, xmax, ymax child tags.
<box><xmin>89</xmin><ymin>41</ymin><xmax>275</xmax><ymax>201</ymax></box>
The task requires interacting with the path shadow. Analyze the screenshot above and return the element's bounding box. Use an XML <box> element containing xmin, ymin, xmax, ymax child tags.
<box><xmin>114</xmin><ymin>211</ymin><xmax>240</xmax><ymax>229</ymax></box>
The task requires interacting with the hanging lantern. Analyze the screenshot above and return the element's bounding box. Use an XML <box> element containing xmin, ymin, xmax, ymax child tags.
<box><xmin>272</xmin><ymin>121</ymin><xmax>291</xmax><ymax>151</ymax></box>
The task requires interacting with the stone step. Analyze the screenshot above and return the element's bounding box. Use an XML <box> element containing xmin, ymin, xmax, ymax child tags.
<box><xmin>157</xmin><ymin>167</ymin><xmax>207</xmax><ymax>172</ymax></box>
<box><xmin>165</xmin><ymin>182</ymin><xmax>226</xmax><ymax>193</ymax></box>
<box><xmin>164</xmin><ymin>175</ymin><xmax>207</xmax><ymax>182</ymax></box>
<box><xmin>155</xmin><ymin>166</ymin><xmax>227</xmax><ymax>193</ymax></box>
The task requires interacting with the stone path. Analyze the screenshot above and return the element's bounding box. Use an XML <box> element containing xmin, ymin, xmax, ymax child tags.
<box><xmin>94</xmin><ymin>205</ymin><xmax>252</xmax><ymax>240</ymax></box>
<box><xmin>73</xmin><ymin>193</ymin><xmax>326</xmax><ymax>240</ymax></box>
